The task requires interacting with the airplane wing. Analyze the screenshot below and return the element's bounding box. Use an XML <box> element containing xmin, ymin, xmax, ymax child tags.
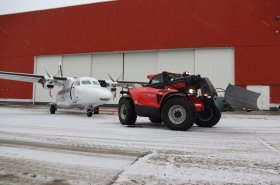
<box><xmin>53</xmin><ymin>76</ymin><xmax>68</xmax><ymax>86</ymax></box>
<box><xmin>0</xmin><ymin>71</ymin><xmax>67</xmax><ymax>87</ymax></box>
<box><xmin>98</xmin><ymin>80</ymin><xmax>148</xmax><ymax>88</ymax></box>
<box><xmin>0</xmin><ymin>71</ymin><xmax>44</xmax><ymax>83</ymax></box>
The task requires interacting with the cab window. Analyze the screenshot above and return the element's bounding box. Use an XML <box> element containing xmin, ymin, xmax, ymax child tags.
<box><xmin>150</xmin><ymin>75</ymin><xmax>163</xmax><ymax>84</ymax></box>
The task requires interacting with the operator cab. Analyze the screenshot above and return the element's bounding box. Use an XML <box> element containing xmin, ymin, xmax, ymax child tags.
<box><xmin>147</xmin><ymin>72</ymin><xmax>183</xmax><ymax>84</ymax></box>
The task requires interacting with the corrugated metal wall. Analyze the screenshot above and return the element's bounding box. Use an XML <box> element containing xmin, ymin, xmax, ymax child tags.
<box><xmin>0</xmin><ymin>0</ymin><xmax>280</xmax><ymax>102</ymax></box>
<box><xmin>235</xmin><ymin>46</ymin><xmax>280</xmax><ymax>103</ymax></box>
<box><xmin>0</xmin><ymin>57</ymin><xmax>33</xmax><ymax>99</ymax></box>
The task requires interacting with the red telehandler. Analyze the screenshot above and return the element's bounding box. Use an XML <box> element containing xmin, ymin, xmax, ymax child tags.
<box><xmin>117</xmin><ymin>71</ymin><xmax>260</xmax><ymax>131</ymax></box>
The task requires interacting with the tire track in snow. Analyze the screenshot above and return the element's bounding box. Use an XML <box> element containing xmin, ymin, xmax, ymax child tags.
<box><xmin>254</xmin><ymin>134</ymin><xmax>280</xmax><ymax>156</ymax></box>
<box><xmin>0</xmin><ymin>138</ymin><xmax>144</xmax><ymax>157</ymax></box>
<box><xmin>111</xmin><ymin>151</ymin><xmax>153</xmax><ymax>185</ymax></box>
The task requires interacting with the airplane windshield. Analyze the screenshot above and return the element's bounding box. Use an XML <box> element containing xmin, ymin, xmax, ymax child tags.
<box><xmin>81</xmin><ymin>80</ymin><xmax>92</xmax><ymax>85</ymax></box>
<box><xmin>92</xmin><ymin>81</ymin><xmax>100</xmax><ymax>86</ymax></box>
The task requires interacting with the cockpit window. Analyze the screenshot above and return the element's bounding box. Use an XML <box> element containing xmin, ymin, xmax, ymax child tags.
<box><xmin>76</xmin><ymin>81</ymin><xmax>81</xmax><ymax>86</ymax></box>
<box><xmin>81</xmin><ymin>80</ymin><xmax>92</xmax><ymax>85</ymax></box>
<box><xmin>92</xmin><ymin>81</ymin><xmax>100</xmax><ymax>86</ymax></box>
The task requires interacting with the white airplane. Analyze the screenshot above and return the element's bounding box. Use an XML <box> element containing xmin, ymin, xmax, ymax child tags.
<box><xmin>0</xmin><ymin>65</ymin><xmax>117</xmax><ymax>117</ymax></box>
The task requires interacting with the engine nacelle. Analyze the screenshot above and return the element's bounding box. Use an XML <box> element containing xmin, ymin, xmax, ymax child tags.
<box><xmin>42</xmin><ymin>77</ymin><xmax>54</xmax><ymax>89</ymax></box>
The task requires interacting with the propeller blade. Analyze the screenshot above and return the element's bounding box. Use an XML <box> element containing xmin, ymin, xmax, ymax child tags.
<box><xmin>59</xmin><ymin>62</ymin><xmax>63</xmax><ymax>77</ymax></box>
<box><xmin>49</xmin><ymin>89</ymin><xmax>52</xmax><ymax>98</ymax></box>
<box><xmin>44</xmin><ymin>67</ymin><xmax>51</xmax><ymax>78</ymax></box>
<box><xmin>107</xmin><ymin>73</ymin><xmax>114</xmax><ymax>82</ymax></box>
<box><xmin>53</xmin><ymin>70</ymin><xmax>59</xmax><ymax>77</ymax></box>
<box><xmin>113</xmin><ymin>91</ymin><xmax>116</xmax><ymax>100</ymax></box>
<box><xmin>116</xmin><ymin>75</ymin><xmax>121</xmax><ymax>82</ymax></box>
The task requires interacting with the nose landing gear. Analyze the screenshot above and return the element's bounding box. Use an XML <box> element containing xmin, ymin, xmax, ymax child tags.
<box><xmin>50</xmin><ymin>104</ymin><xmax>57</xmax><ymax>114</ymax></box>
<box><xmin>87</xmin><ymin>107</ymin><xmax>93</xmax><ymax>117</ymax></box>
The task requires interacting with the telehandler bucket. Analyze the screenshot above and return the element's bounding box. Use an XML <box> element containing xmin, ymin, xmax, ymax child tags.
<box><xmin>224</xmin><ymin>84</ymin><xmax>261</xmax><ymax>111</ymax></box>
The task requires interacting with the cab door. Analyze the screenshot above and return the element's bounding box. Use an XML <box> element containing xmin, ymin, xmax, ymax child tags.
<box><xmin>130</xmin><ymin>87</ymin><xmax>161</xmax><ymax>108</ymax></box>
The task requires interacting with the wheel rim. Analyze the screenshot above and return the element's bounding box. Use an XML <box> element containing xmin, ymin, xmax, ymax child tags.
<box><xmin>120</xmin><ymin>104</ymin><xmax>127</xmax><ymax>120</ymax></box>
<box><xmin>168</xmin><ymin>105</ymin><xmax>186</xmax><ymax>124</ymax></box>
<box><xmin>198</xmin><ymin>106</ymin><xmax>213</xmax><ymax>121</ymax></box>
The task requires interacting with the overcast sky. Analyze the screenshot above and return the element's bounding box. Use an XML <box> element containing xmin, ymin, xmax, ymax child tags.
<box><xmin>0</xmin><ymin>0</ymin><xmax>112</xmax><ymax>15</ymax></box>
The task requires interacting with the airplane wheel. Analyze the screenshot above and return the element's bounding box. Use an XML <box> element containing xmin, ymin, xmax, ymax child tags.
<box><xmin>87</xmin><ymin>110</ymin><xmax>93</xmax><ymax>117</ymax></box>
<box><xmin>50</xmin><ymin>104</ymin><xmax>57</xmax><ymax>114</ymax></box>
<box><xmin>94</xmin><ymin>107</ymin><xmax>99</xmax><ymax>114</ymax></box>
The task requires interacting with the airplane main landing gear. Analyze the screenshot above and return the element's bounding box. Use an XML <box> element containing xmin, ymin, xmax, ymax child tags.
<box><xmin>94</xmin><ymin>107</ymin><xmax>99</xmax><ymax>114</ymax></box>
<box><xmin>87</xmin><ymin>107</ymin><xmax>93</xmax><ymax>117</ymax></box>
<box><xmin>50</xmin><ymin>104</ymin><xmax>57</xmax><ymax>114</ymax></box>
<box><xmin>86</xmin><ymin>106</ymin><xmax>99</xmax><ymax>117</ymax></box>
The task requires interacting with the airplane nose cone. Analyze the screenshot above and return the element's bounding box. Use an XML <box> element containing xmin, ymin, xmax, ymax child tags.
<box><xmin>78</xmin><ymin>87</ymin><xmax>113</xmax><ymax>106</ymax></box>
<box><xmin>99</xmin><ymin>89</ymin><xmax>113</xmax><ymax>102</ymax></box>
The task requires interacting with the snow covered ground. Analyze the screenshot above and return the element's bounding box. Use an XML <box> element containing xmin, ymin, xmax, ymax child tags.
<box><xmin>0</xmin><ymin>106</ymin><xmax>279</xmax><ymax>185</ymax></box>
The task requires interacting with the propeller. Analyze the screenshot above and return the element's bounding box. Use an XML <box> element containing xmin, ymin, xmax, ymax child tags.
<box><xmin>43</xmin><ymin>67</ymin><xmax>56</xmax><ymax>99</ymax></box>
<box><xmin>107</xmin><ymin>73</ymin><xmax>121</xmax><ymax>100</ymax></box>
<box><xmin>43</xmin><ymin>63</ymin><xmax>65</xmax><ymax>98</ymax></box>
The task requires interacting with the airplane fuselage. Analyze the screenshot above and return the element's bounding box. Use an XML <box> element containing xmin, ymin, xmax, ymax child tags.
<box><xmin>56</xmin><ymin>77</ymin><xmax>113</xmax><ymax>109</ymax></box>
<box><xmin>0</xmin><ymin>69</ymin><xmax>115</xmax><ymax>116</ymax></box>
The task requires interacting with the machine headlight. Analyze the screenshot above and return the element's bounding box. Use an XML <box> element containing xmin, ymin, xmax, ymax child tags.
<box><xmin>188</xmin><ymin>89</ymin><xmax>195</xmax><ymax>94</ymax></box>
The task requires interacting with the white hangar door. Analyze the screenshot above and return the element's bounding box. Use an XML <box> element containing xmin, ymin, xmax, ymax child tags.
<box><xmin>195</xmin><ymin>48</ymin><xmax>235</xmax><ymax>95</ymax></box>
<box><xmin>92</xmin><ymin>53</ymin><xmax>123</xmax><ymax>104</ymax></box>
<box><xmin>157</xmin><ymin>50</ymin><xmax>195</xmax><ymax>74</ymax></box>
<box><xmin>124</xmin><ymin>51</ymin><xmax>157</xmax><ymax>82</ymax></box>
<box><xmin>62</xmin><ymin>55</ymin><xmax>91</xmax><ymax>77</ymax></box>
<box><xmin>247</xmin><ymin>85</ymin><xmax>270</xmax><ymax>110</ymax></box>
<box><xmin>124</xmin><ymin>50</ymin><xmax>195</xmax><ymax>82</ymax></box>
<box><xmin>34</xmin><ymin>56</ymin><xmax>62</xmax><ymax>103</ymax></box>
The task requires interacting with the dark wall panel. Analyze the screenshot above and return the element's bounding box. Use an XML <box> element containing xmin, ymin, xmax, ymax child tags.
<box><xmin>235</xmin><ymin>46</ymin><xmax>280</xmax><ymax>103</ymax></box>
<box><xmin>235</xmin><ymin>46</ymin><xmax>280</xmax><ymax>86</ymax></box>
<box><xmin>271</xmin><ymin>86</ymin><xmax>280</xmax><ymax>103</ymax></box>
<box><xmin>0</xmin><ymin>57</ymin><xmax>34</xmax><ymax>99</ymax></box>
<box><xmin>0</xmin><ymin>0</ymin><xmax>279</xmax><ymax>58</ymax></box>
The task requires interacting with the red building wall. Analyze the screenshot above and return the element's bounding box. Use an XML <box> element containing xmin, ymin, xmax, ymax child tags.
<box><xmin>0</xmin><ymin>0</ymin><xmax>280</xmax><ymax>102</ymax></box>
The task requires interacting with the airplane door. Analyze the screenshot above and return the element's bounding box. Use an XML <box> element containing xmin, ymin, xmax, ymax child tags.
<box><xmin>70</xmin><ymin>82</ymin><xmax>77</xmax><ymax>103</ymax></box>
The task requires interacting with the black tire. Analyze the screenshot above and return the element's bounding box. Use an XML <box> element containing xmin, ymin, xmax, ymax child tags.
<box><xmin>94</xmin><ymin>107</ymin><xmax>99</xmax><ymax>114</ymax></box>
<box><xmin>118</xmin><ymin>98</ymin><xmax>137</xmax><ymax>125</ymax></box>
<box><xmin>195</xmin><ymin>101</ymin><xmax>221</xmax><ymax>127</ymax></box>
<box><xmin>161</xmin><ymin>97</ymin><xmax>195</xmax><ymax>131</ymax></box>
<box><xmin>149</xmin><ymin>116</ymin><xmax>162</xmax><ymax>123</ymax></box>
<box><xmin>87</xmin><ymin>110</ymin><xmax>93</xmax><ymax>117</ymax></box>
<box><xmin>50</xmin><ymin>105</ymin><xmax>56</xmax><ymax>114</ymax></box>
